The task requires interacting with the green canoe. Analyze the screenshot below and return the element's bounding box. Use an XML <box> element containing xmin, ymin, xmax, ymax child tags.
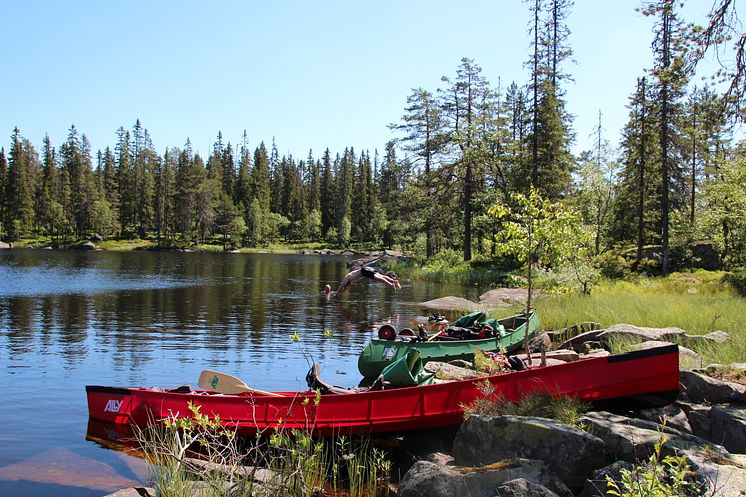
<box><xmin>357</xmin><ymin>310</ymin><xmax>540</xmax><ymax>379</ymax></box>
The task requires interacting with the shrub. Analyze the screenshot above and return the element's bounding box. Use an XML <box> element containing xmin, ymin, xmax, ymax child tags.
<box><xmin>723</xmin><ymin>268</ymin><xmax>746</xmax><ymax>296</ymax></box>
<box><xmin>594</xmin><ymin>251</ymin><xmax>630</xmax><ymax>279</ymax></box>
<box><xmin>606</xmin><ymin>436</ymin><xmax>703</xmax><ymax>497</ymax></box>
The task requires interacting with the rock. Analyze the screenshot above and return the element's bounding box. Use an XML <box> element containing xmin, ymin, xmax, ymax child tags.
<box><xmin>683</xmin><ymin>330</ymin><xmax>730</xmax><ymax>346</ymax></box>
<box><xmin>79</xmin><ymin>241</ymin><xmax>97</xmax><ymax>250</ymax></box>
<box><xmin>634</xmin><ymin>402</ymin><xmax>692</xmax><ymax>434</ymax></box>
<box><xmin>425</xmin><ymin>452</ymin><xmax>455</xmax><ymax>466</ymax></box>
<box><xmin>496</xmin><ymin>478</ymin><xmax>561</xmax><ymax>497</ymax></box>
<box><xmin>632</xmin><ymin>340</ymin><xmax>702</xmax><ymax>368</ymax></box>
<box><xmin>578</xmin><ymin>460</ymin><xmax>634</xmax><ymax>497</ymax></box>
<box><xmin>710</xmin><ymin>405</ymin><xmax>746</xmax><ymax>454</ymax></box>
<box><xmin>0</xmin><ymin>241</ymin><xmax>11</xmax><ymax>249</ymax></box>
<box><xmin>478</xmin><ymin>288</ymin><xmax>536</xmax><ymax>307</ymax></box>
<box><xmin>528</xmin><ymin>332</ymin><xmax>553</xmax><ymax>353</ymax></box>
<box><xmin>557</xmin><ymin>329</ymin><xmax>607</xmax><ymax>353</ymax></box>
<box><xmin>397</xmin><ymin>459</ymin><xmax>572</xmax><ymax>497</ymax></box>
<box><xmin>419</xmin><ymin>296</ymin><xmax>483</xmax><ymax>312</ymax></box>
<box><xmin>452</xmin><ymin>415</ymin><xmax>607</xmax><ymax>491</ymax></box>
<box><xmin>681</xmin><ymin>403</ymin><xmax>713</xmax><ymax>439</ymax></box>
<box><xmin>509</xmin><ymin>355</ymin><xmax>567</xmax><ymax>367</ymax></box>
<box><xmin>684</xmin><ymin>450</ymin><xmax>746</xmax><ymax>497</ymax></box>
<box><xmin>103</xmin><ymin>489</ymin><xmax>156</xmax><ymax>497</ymax></box>
<box><xmin>680</xmin><ymin>370</ymin><xmax>746</xmax><ymax>404</ymax></box>
<box><xmin>598</xmin><ymin>324</ymin><xmax>687</xmax><ymax>344</ymax></box>
<box><xmin>540</xmin><ymin>349</ymin><xmax>579</xmax><ymax>362</ymax></box>
<box><xmin>448</xmin><ymin>359</ymin><xmax>474</xmax><ymax>369</ymax></box>
<box><xmin>91</xmin><ymin>233</ymin><xmax>104</xmax><ymax>241</ymax></box>
<box><xmin>424</xmin><ymin>361</ymin><xmax>482</xmax><ymax>380</ymax></box>
<box><xmin>579</xmin><ymin>349</ymin><xmax>611</xmax><ymax>359</ymax></box>
<box><xmin>579</xmin><ymin>411</ymin><xmax>730</xmax><ymax>463</ymax></box>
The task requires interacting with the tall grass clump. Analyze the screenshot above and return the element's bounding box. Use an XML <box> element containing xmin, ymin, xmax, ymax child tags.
<box><xmin>463</xmin><ymin>382</ymin><xmax>590</xmax><ymax>428</ymax></box>
<box><xmin>134</xmin><ymin>401</ymin><xmax>392</xmax><ymax>497</ymax></box>
<box><xmin>535</xmin><ymin>271</ymin><xmax>746</xmax><ymax>366</ymax></box>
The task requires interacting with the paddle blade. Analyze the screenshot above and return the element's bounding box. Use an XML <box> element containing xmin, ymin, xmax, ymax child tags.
<box><xmin>197</xmin><ymin>369</ymin><xmax>282</xmax><ymax>396</ymax></box>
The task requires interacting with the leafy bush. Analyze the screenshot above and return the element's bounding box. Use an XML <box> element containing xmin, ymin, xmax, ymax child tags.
<box><xmin>594</xmin><ymin>251</ymin><xmax>630</xmax><ymax>279</ymax></box>
<box><xmin>723</xmin><ymin>268</ymin><xmax>746</xmax><ymax>296</ymax></box>
<box><xmin>606</xmin><ymin>436</ymin><xmax>703</xmax><ymax>497</ymax></box>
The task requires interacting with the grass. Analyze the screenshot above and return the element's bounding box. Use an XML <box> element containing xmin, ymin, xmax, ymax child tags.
<box><xmin>526</xmin><ymin>270</ymin><xmax>746</xmax><ymax>366</ymax></box>
<box><xmin>463</xmin><ymin>385</ymin><xmax>590</xmax><ymax>427</ymax></box>
<box><xmin>136</xmin><ymin>402</ymin><xmax>392</xmax><ymax>497</ymax></box>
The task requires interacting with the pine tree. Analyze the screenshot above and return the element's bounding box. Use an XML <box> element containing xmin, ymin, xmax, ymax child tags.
<box><xmin>252</xmin><ymin>142</ymin><xmax>271</xmax><ymax>213</ymax></box>
<box><xmin>269</xmin><ymin>139</ymin><xmax>283</xmax><ymax>214</ymax></box>
<box><xmin>439</xmin><ymin>58</ymin><xmax>496</xmax><ymax>260</ymax></box>
<box><xmin>235</xmin><ymin>131</ymin><xmax>252</xmax><ymax>209</ymax></box>
<box><xmin>0</xmin><ymin>147</ymin><xmax>7</xmax><ymax>236</ymax></box>
<box><xmin>320</xmin><ymin>148</ymin><xmax>335</xmax><ymax>236</ymax></box>
<box><xmin>115</xmin><ymin>126</ymin><xmax>133</xmax><ymax>235</ymax></box>
<box><xmin>59</xmin><ymin>125</ymin><xmax>95</xmax><ymax>237</ymax></box>
<box><xmin>6</xmin><ymin>129</ymin><xmax>39</xmax><ymax>239</ymax></box>
<box><xmin>644</xmin><ymin>0</ymin><xmax>690</xmax><ymax>273</ymax></box>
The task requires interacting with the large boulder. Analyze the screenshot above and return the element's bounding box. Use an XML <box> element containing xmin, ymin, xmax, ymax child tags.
<box><xmin>579</xmin><ymin>412</ymin><xmax>745</xmax><ymax>497</ymax></box>
<box><xmin>681</xmin><ymin>403</ymin><xmax>713</xmax><ymax>439</ymax></box>
<box><xmin>0</xmin><ymin>241</ymin><xmax>11</xmax><ymax>249</ymax></box>
<box><xmin>478</xmin><ymin>288</ymin><xmax>535</xmax><ymax>307</ymax></box>
<box><xmin>680</xmin><ymin>370</ymin><xmax>746</xmax><ymax>404</ymax></box>
<box><xmin>710</xmin><ymin>405</ymin><xmax>746</xmax><ymax>454</ymax></box>
<box><xmin>397</xmin><ymin>459</ymin><xmax>572</xmax><ymax>497</ymax></box>
<box><xmin>419</xmin><ymin>297</ymin><xmax>483</xmax><ymax>312</ymax></box>
<box><xmin>452</xmin><ymin>415</ymin><xmax>607</xmax><ymax>491</ymax></box>
<box><xmin>598</xmin><ymin>324</ymin><xmax>686</xmax><ymax>344</ymax></box>
<box><xmin>578</xmin><ymin>411</ymin><xmax>730</xmax><ymax>462</ymax></box>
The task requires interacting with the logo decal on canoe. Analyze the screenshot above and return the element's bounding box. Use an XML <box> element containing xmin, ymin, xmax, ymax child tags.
<box><xmin>104</xmin><ymin>399</ymin><xmax>122</xmax><ymax>413</ymax></box>
<box><xmin>210</xmin><ymin>375</ymin><xmax>219</xmax><ymax>389</ymax></box>
<box><xmin>383</xmin><ymin>347</ymin><xmax>396</xmax><ymax>360</ymax></box>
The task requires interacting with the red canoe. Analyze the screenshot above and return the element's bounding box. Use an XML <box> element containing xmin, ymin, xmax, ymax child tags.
<box><xmin>86</xmin><ymin>344</ymin><xmax>680</xmax><ymax>436</ymax></box>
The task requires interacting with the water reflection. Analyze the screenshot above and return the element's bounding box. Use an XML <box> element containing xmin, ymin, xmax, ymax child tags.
<box><xmin>0</xmin><ymin>249</ymin><xmax>477</xmax><ymax>497</ymax></box>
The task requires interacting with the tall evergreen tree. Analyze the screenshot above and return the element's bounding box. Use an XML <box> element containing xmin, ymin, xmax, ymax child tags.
<box><xmin>319</xmin><ymin>148</ymin><xmax>335</xmax><ymax>236</ymax></box>
<box><xmin>251</xmin><ymin>142</ymin><xmax>271</xmax><ymax>213</ymax></box>
<box><xmin>644</xmin><ymin>0</ymin><xmax>690</xmax><ymax>273</ymax></box>
<box><xmin>0</xmin><ymin>148</ymin><xmax>7</xmax><ymax>236</ymax></box>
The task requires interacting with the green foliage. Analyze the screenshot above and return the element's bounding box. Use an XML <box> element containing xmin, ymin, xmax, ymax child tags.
<box><xmin>464</xmin><ymin>384</ymin><xmax>590</xmax><ymax>428</ymax></box>
<box><xmin>606</xmin><ymin>436</ymin><xmax>703</xmax><ymax>497</ymax></box>
<box><xmin>722</xmin><ymin>268</ymin><xmax>746</xmax><ymax>296</ymax></box>
<box><xmin>90</xmin><ymin>199</ymin><xmax>118</xmax><ymax>239</ymax></box>
<box><xmin>595</xmin><ymin>251</ymin><xmax>631</xmax><ymax>279</ymax></box>
<box><xmin>135</xmin><ymin>401</ymin><xmax>393</xmax><ymax>497</ymax></box>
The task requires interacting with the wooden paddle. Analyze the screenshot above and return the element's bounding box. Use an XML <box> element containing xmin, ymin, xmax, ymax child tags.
<box><xmin>198</xmin><ymin>369</ymin><xmax>283</xmax><ymax>397</ymax></box>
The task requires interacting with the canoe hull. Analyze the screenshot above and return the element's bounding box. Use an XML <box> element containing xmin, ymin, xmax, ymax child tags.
<box><xmin>87</xmin><ymin>345</ymin><xmax>680</xmax><ymax>436</ymax></box>
<box><xmin>358</xmin><ymin>311</ymin><xmax>541</xmax><ymax>378</ymax></box>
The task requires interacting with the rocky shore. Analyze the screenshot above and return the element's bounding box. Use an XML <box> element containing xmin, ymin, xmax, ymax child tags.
<box><xmin>105</xmin><ymin>325</ymin><xmax>746</xmax><ymax>497</ymax></box>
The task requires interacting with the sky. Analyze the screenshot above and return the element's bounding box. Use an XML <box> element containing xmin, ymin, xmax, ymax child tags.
<box><xmin>0</xmin><ymin>0</ymin><xmax>727</xmax><ymax>162</ymax></box>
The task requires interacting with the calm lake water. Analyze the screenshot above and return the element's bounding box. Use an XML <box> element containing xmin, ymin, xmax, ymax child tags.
<box><xmin>0</xmin><ymin>249</ymin><xmax>479</xmax><ymax>497</ymax></box>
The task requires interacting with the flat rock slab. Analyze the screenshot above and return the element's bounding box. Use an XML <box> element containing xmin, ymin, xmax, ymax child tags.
<box><xmin>632</xmin><ymin>340</ymin><xmax>702</xmax><ymax>368</ymax></box>
<box><xmin>419</xmin><ymin>297</ymin><xmax>484</xmax><ymax>312</ymax></box>
<box><xmin>598</xmin><ymin>323</ymin><xmax>687</xmax><ymax>343</ymax></box>
<box><xmin>478</xmin><ymin>288</ymin><xmax>536</xmax><ymax>307</ymax></box>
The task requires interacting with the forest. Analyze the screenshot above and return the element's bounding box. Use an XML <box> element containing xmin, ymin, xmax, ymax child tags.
<box><xmin>0</xmin><ymin>0</ymin><xmax>744</xmax><ymax>275</ymax></box>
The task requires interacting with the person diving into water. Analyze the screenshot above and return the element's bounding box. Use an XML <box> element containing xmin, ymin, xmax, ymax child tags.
<box><xmin>324</xmin><ymin>266</ymin><xmax>401</xmax><ymax>299</ymax></box>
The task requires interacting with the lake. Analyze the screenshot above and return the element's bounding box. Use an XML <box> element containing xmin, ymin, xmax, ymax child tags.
<box><xmin>0</xmin><ymin>249</ymin><xmax>478</xmax><ymax>497</ymax></box>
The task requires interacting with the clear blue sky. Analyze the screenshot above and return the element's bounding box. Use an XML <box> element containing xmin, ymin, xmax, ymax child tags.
<box><xmin>0</xmin><ymin>0</ymin><xmax>722</xmax><ymax>161</ymax></box>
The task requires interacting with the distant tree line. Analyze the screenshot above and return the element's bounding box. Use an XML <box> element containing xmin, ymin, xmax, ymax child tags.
<box><xmin>1</xmin><ymin>0</ymin><xmax>744</xmax><ymax>272</ymax></box>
